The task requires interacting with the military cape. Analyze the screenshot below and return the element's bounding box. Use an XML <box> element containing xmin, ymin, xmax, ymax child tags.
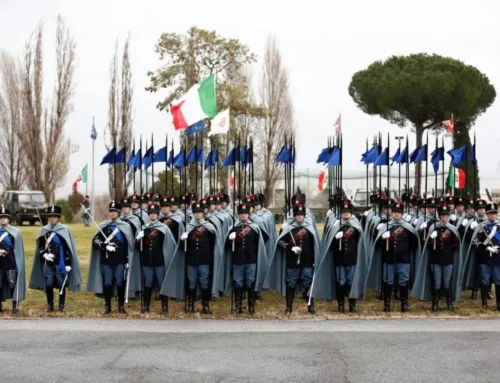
<box><xmin>0</xmin><ymin>225</ymin><xmax>26</xmax><ymax>302</ymax></box>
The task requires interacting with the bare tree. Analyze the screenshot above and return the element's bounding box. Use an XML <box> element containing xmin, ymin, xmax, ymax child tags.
<box><xmin>255</xmin><ymin>36</ymin><xmax>294</xmax><ymax>203</ymax></box>
<box><xmin>106</xmin><ymin>35</ymin><xmax>133</xmax><ymax>199</ymax></box>
<box><xmin>0</xmin><ymin>51</ymin><xmax>24</xmax><ymax>190</ymax></box>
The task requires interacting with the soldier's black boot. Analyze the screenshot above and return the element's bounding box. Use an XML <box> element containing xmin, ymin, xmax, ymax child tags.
<box><xmin>103</xmin><ymin>285</ymin><xmax>112</xmax><ymax>314</ymax></box>
<box><xmin>481</xmin><ymin>286</ymin><xmax>489</xmax><ymax>309</ymax></box>
<box><xmin>438</xmin><ymin>287</ymin><xmax>445</xmax><ymax>301</ymax></box>
<box><xmin>383</xmin><ymin>284</ymin><xmax>393</xmax><ymax>312</ymax></box>
<box><xmin>234</xmin><ymin>287</ymin><xmax>243</xmax><ymax>314</ymax></box>
<box><xmin>349</xmin><ymin>299</ymin><xmax>357</xmax><ymax>313</ymax></box>
<box><xmin>186</xmin><ymin>288</ymin><xmax>196</xmax><ymax>313</ymax></box>
<box><xmin>307</xmin><ymin>297</ymin><xmax>315</xmax><ymax>314</ymax></box>
<box><xmin>337</xmin><ymin>284</ymin><xmax>345</xmax><ymax>313</ymax></box>
<box><xmin>377</xmin><ymin>281</ymin><xmax>384</xmax><ymax>301</ymax></box>
<box><xmin>432</xmin><ymin>289</ymin><xmax>439</xmax><ymax>313</ymax></box>
<box><xmin>471</xmin><ymin>288</ymin><xmax>478</xmax><ymax>300</ymax></box>
<box><xmin>495</xmin><ymin>285</ymin><xmax>500</xmax><ymax>311</ymax></box>
<box><xmin>12</xmin><ymin>301</ymin><xmax>18</xmax><ymax>314</ymax></box>
<box><xmin>445</xmin><ymin>288</ymin><xmax>454</xmax><ymax>312</ymax></box>
<box><xmin>117</xmin><ymin>285</ymin><xmax>126</xmax><ymax>314</ymax></box>
<box><xmin>285</xmin><ymin>287</ymin><xmax>294</xmax><ymax>314</ymax></box>
<box><xmin>161</xmin><ymin>295</ymin><xmax>169</xmax><ymax>314</ymax></box>
<box><xmin>302</xmin><ymin>291</ymin><xmax>308</xmax><ymax>301</ymax></box>
<box><xmin>59</xmin><ymin>288</ymin><xmax>66</xmax><ymax>313</ymax></box>
<box><xmin>143</xmin><ymin>286</ymin><xmax>152</xmax><ymax>313</ymax></box>
<box><xmin>45</xmin><ymin>287</ymin><xmax>54</xmax><ymax>312</ymax></box>
<box><xmin>201</xmin><ymin>288</ymin><xmax>212</xmax><ymax>315</ymax></box>
<box><xmin>401</xmin><ymin>285</ymin><xmax>409</xmax><ymax>313</ymax></box>
<box><xmin>394</xmin><ymin>284</ymin><xmax>401</xmax><ymax>301</ymax></box>
<box><xmin>248</xmin><ymin>289</ymin><xmax>256</xmax><ymax>314</ymax></box>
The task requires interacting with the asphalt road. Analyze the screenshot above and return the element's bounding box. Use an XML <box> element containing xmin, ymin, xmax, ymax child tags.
<box><xmin>0</xmin><ymin>319</ymin><xmax>499</xmax><ymax>383</ymax></box>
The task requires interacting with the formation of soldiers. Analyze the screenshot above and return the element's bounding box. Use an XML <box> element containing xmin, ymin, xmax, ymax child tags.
<box><xmin>0</xmin><ymin>189</ymin><xmax>499</xmax><ymax>315</ymax></box>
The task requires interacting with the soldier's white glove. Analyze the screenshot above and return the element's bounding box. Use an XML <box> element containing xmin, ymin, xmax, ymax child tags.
<box><xmin>281</xmin><ymin>222</ymin><xmax>288</xmax><ymax>230</ymax></box>
<box><xmin>335</xmin><ymin>231</ymin><xmax>344</xmax><ymax>239</ymax></box>
<box><xmin>43</xmin><ymin>253</ymin><xmax>55</xmax><ymax>262</ymax></box>
<box><xmin>420</xmin><ymin>222</ymin><xmax>428</xmax><ymax>230</ymax></box>
<box><xmin>229</xmin><ymin>232</ymin><xmax>236</xmax><ymax>240</ymax></box>
<box><xmin>125</xmin><ymin>263</ymin><xmax>129</xmax><ymax>269</ymax></box>
<box><xmin>0</xmin><ymin>249</ymin><xmax>6</xmax><ymax>256</ymax></box>
<box><xmin>65</xmin><ymin>266</ymin><xmax>71</xmax><ymax>272</ymax></box>
<box><xmin>376</xmin><ymin>223</ymin><xmax>384</xmax><ymax>231</ymax></box>
<box><xmin>470</xmin><ymin>221</ymin><xmax>478</xmax><ymax>230</ymax></box>
<box><xmin>449</xmin><ymin>214</ymin><xmax>457</xmax><ymax>222</ymax></box>
<box><xmin>363</xmin><ymin>210</ymin><xmax>370</xmax><ymax>217</ymax></box>
<box><xmin>486</xmin><ymin>246</ymin><xmax>499</xmax><ymax>254</ymax></box>
<box><xmin>181</xmin><ymin>232</ymin><xmax>188</xmax><ymax>241</ymax></box>
<box><xmin>106</xmin><ymin>245</ymin><xmax>116</xmax><ymax>252</ymax></box>
<box><xmin>405</xmin><ymin>215</ymin><xmax>412</xmax><ymax>223</ymax></box>
<box><xmin>136</xmin><ymin>230</ymin><xmax>144</xmax><ymax>240</ymax></box>
<box><xmin>291</xmin><ymin>246</ymin><xmax>302</xmax><ymax>254</ymax></box>
<box><xmin>382</xmin><ymin>231</ymin><xmax>391</xmax><ymax>240</ymax></box>
<box><xmin>430</xmin><ymin>231</ymin><xmax>438</xmax><ymax>239</ymax></box>
<box><xmin>461</xmin><ymin>219</ymin><xmax>469</xmax><ymax>227</ymax></box>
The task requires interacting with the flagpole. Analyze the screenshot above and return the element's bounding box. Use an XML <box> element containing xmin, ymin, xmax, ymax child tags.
<box><xmin>397</xmin><ymin>138</ymin><xmax>401</xmax><ymax>199</ymax></box>
<box><xmin>133</xmin><ymin>140</ymin><xmax>136</xmax><ymax>193</ymax></box>
<box><xmin>441</xmin><ymin>135</ymin><xmax>445</xmax><ymax>196</ymax></box>
<box><xmin>124</xmin><ymin>143</ymin><xmax>127</xmax><ymax>197</ymax></box>
<box><xmin>365</xmin><ymin>138</ymin><xmax>369</xmax><ymax>212</ymax></box>
<box><xmin>165</xmin><ymin>134</ymin><xmax>168</xmax><ymax>194</ymax></box>
<box><xmin>140</xmin><ymin>136</ymin><xmax>143</xmax><ymax>195</ymax></box>
<box><xmin>144</xmin><ymin>139</ymin><xmax>148</xmax><ymax>193</ymax></box>
<box><xmin>201</xmin><ymin>133</ymin><xmax>204</xmax><ymax>197</ymax></box>
<box><xmin>473</xmin><ymin>131</ymin><xmax>476</xmax><ymax>203</ymax></box>
<box><xmin>113</xmin><ymin>135</ymin><xmax>117</xmax><ymax>200</ymax></box>
<box><xmin>91</xmin><ymin>117</ymin><xmax>95</xmax><ymax>215</ymax></box>
<box><xmin>434</xmin><ymin>133</ymin><xmax>438</xmax><ymax>198</ymax></box>
<box><xmin>151</xmin><ymin>133</ymin><xmax>155</xmax><ymax>195</ymax></box>
<box><xmin>424</xmin><ymin>131</ymin><xmax>429</xmax><ymax>224</ymax></box>
<box><xmin>464</xmin><ymin>135</ymin><xmax>467</xmax><ymax>198</ymax></box>
<box><xmin>171</xmin><ymin>139</ymin><xmax>174</xmax><ymax>196</ymax></box>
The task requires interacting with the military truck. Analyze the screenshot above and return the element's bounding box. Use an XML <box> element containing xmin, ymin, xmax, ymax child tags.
<box><xmin>2</xmin><ymin>190</ymin><xmax>48</xmax><ymax>226</ymax></box>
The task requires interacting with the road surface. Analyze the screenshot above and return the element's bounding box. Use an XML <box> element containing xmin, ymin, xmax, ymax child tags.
<box><xmin>0</xmin><ymin>318</ymin><xmax>498</xmax><ymax>382</ymax></box>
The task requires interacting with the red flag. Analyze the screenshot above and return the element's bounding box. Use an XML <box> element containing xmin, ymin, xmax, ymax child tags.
<box><xmin>72</xmin><ymin>180</ymin><xmax>78</xmax><ymax>190</ymax></box>
<box><xmin>318</xmin><ymin>171</ymin><xmax>328</xmax><ymax>191</ymax></box>
<box><xmin>442</xmin><ymin>115</ymin><xmax>454</xmax><ymax>134</ymax></box>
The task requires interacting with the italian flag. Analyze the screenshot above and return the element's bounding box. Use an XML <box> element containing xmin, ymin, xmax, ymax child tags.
<box><xmin>448</xmin><ymin>164</ymin><xmax>465</xmax><ymax>189</ymax></box>
<box><xmin>170</xmin><ymin>74</ymin><xmax>217</xmax><ymax>130</ymax></box>
<box><xmin>318</xmin><ymin>171</ymin><xmax>328</xmax><ymax>191</ymax></box>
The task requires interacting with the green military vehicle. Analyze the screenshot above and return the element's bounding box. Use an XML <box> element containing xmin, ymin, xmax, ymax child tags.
<box><xmin>2</xmin><ymin>190</ymin><xmax>48</xmax><ymax>226</ymax></box>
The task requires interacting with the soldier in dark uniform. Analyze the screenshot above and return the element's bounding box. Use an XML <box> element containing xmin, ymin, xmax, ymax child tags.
<box><xmin>227</xmin><ymin>203</ymin><xmax>260</xmax><ymax>313</ymax></box>
<box><xmin>120</xmin><ymin>196</ymin><xmax>141</xmax><ymax>237</ymax></box>
<box><xmin>135</xmin><ymin>203</ymin><xmax>169</xmax><ymax>313</ymax></box>
<box><xmin>180</xmin><ymin>201</ymin><xmax>217</xmax><ymax>314</ymax></box>
<box><xmin>37</xmin><ymin>206</ymin><xmax>72</xmax><ymax>312</ymax></box>
<box><xmin>141</xmin><ymin>192</ymin><xmax>152</xmax><ymax>211</ymax></box>
<box><xmin>130</xmin><ymin>193</ymin><xmax>149</xmax><ymax>225</ymax></box>
<box><xmin>467</xmin><ymin>199</ymin><xmax>490</xmax><ymax>299</ymax></box>
<box><xmin>92</xmin><ymin>201</ymin><xmax>129</xmax><ymax>314</ymax></box>
<box><xmin>159</xmin><ymin>197</ymin><xmax>180</xmax><ymax>243</ymax></box>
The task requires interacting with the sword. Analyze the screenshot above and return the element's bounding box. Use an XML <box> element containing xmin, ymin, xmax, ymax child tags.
<box><xmin>80</xmin><ymin>204</ymin><xmax>113</xmax><ymax>245</ymax></box>
<box><xmin>124</xmin><ymin>265</ymin><xmax>130</xmax><ymax>303</ymax></box>
<box><xmin>60</xmin><ymin>272</ymin><xmax>69</xmax><ymax>294</ymax></box>
<box><xmin>274</xmin><ymin>198</ymin><xmax>300</xmax><ymax>264</ymax></box>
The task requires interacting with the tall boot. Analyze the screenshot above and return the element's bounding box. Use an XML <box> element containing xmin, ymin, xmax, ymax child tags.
<box><xmin>432</xmin><ymin>289</ymin><xmax>439</xmax><ymax>312</ymax></box>
<box><xmin>234</xmin><ymin>287</ymin><xmax>243</xmax><ymax>314</ymax></box>
<box><xmin>186</xmin><ymin>288</ymin><xmax>196</xmax><ymax>313</ymax></box>
<box><xmin>248</xmin><ymin>289</ymin><xmax>256</xmax><ymax>314</ymax></box>
<box><xmin>117</xmin><ymin>285</ymin><xmax>126</xmax><ymax>314</ymax></box>
<box><xmin>470</xmin><ymin>288</ymin><xmax>478</xmax><ymax>300</ymax></box>
<box><xmin>143</xmin><ymin>286</ymin><xmax>152</xmax><ymax>313</ymax></box>
<box><xmin>481</xmin><ymin>286</ymin><xmax>489</xmax><ymax>309</ymax></box>
<box><xmin>384</xmin><ymin>284</ymin><xmax>393</xmax><ymax>312</ymax></box>
<box><xmin>201</xmin><ymin>288</ymin><xmax>212</xmax><ymax>315</ymax></box>
<box><xmin>285</xmin><ymin>287</ymin><xmax>295</xmax><ymax>314</ymax></box>
<box><xmin>45</xmin><ymin>286</ymin><xmax>54</xmax><ymax>312</ymax></box>
<box><xmin>307</xmin><ymin>297</ymin><xmax>315</xmax><ymax>314</ymax></box>
<box><xmin>377</xmin><ymin>281</ymin><xmax>385</xmax><ymax>301</ymax></box>
<box><xmin>59</xmin><ymin>288</ymin><xmax>66</xmax><ymax>313</ymax></box>
<box><xmin>444</xmin><ymin>288</ymin><xmax>454</xmax><ymax>312</ymax></box>
<box><xmin>400</xmin><ymin>285</ymin><xmax>409</xmax><ymax>313</ymax></box>
<box><xmin>394</xmin><ymin>284</ymin><xmax>401</xmax><ymax>301</ymax></box>
<box><xmin>336</xmin><ymin>284</ymin><xmax>345</xmax><ymax>313</ymax></box>
<box><xmin>12</xmin><ymin>301</ymin><xmax>18</xmax><ymax>314</ymax></box>
<box><xmin>349</xmin><ymin>298</ymin><xmax>357</xmax><ymax>313</ymax></box>
<box><xmin>496</xmin><ymin>285</ymin><xmax>500</xmax><ymax>311</ymax></box>
<box><xmin>161</xmin><ymin>295</ymin><xmax>169</xmax><ymax>314</ymax></box>
<box><xmin>103</xmin><ymin>285</ymin><xmax>112</xmax><ymax>314</ymax></box>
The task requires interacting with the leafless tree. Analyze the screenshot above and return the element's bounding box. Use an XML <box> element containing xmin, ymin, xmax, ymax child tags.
<box><xmin>0</xmin><ymin>51</ymin><xmax>24</xmax><ymax>190</ymax></box>
<box><xmin>105</xmin><ymin>35</ymin><xmax>134</xmax><ymax>199</ymax></box>
<box><xmin>255</xmin><ymin>36</ymin><xmax>294</xmax><ymax>203</ymax></box>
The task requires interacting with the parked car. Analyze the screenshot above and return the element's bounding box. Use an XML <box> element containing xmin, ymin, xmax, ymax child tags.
<box><xmin>2</xmin><ymin>190</ymin><xmax>48</xmax><ymax>226</ymax></box>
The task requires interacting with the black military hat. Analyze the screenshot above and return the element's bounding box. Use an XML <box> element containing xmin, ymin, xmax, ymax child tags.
<box><xmin>142</xmin><ymin>192</ymin><xmax>152</xmax><ymax>203</ymax></box>
<box><xmin>436</xmin><ymin>196</ymin><xmax>445</xmax><ymax>205</ymax></box>
<box><xmin>381</xmin><ymin>198</ymin><xmax>394</xmax><ymax>209</ymax></box>
<box><xmin>243</xmin><ymin>195</ymin><xmax>255</xmax><ymax>206</ymax></box>
<box><xmin>46</xmin><ymin>205</ymin><xmax>62</xmax><ymax>217</ymax></box>
<box><xmin>454</xmin><ymin>196</ymin><xmax>466</xmax><ymax>206</ymax></box>
<box><xmin>426</xmin><ymin>197</ymin><xmax>437</xmax><ymax>208</ymax></box>
<box><xmin>401</xmin><ymin>192</ymin><xmax>411</xmax><ymax>203</ymax></box>
<box><xmin>370</xmin><ymin>193</ymin><xmax>380</xmax><ymax>203</ymax></box>
<box><xmin>466</xmin><ymin>197</ymin><xmax>474</xmax><ymax>208</ymax></box>
<box><xmin>109</xmin><ymin>200</ymin><xmax>121</xmax><ymax>212</ymax></box>
<box><xmin>147</xmin><ymin>202</ymin><xmax>161</xmax><ymax>215</ymax></box>
<box><xmin>391</xmin><ymin>201</ymin><xmax>404</xmax><ymax>213</ymax></box>
<box><xmin>219</xmin><ymin>193</ymin><xmax>230</xmax><ymax>204</ymax></box>
<box><xmin>445</xmin><ymin>195</ymin><xmax>454</xmax><ymax>204</ymax></box>
<box><xmin>475</xmin><ymin>199</ymin><xmax>488</xmax><ymax>210</ymax></box>
<box><xmin>437</xmin><ymin>204</ymin><xmax>451</xmax><ymax>215</ymax></box>
<box><xmin>200</xmin><ymin>198</ymin><xmax>208</xmax><ymax>210</ymax></box>
<box><xmin>255</xmin><ymin>193</ymin><xmax>265</xmax><ymax>206</ymax></box>
<box><xmin>292</xmin><ymin>194</ymin><xmax>306</xmax><ymax>207</ymax></box>
<box><xmin>160</xmin><ymin>196</ymin><xmax>171</xmax><ymax>207</ymax></box>
<box><xmin>0</xmin><ymin>205</ymin><xmax>11</xmax><ymax>219</ymax></box>
<box><xmin>293</xmin><ymin>204</ymin><xmax>306</xmax><ymax>216</ymax></box>
<box><xmin>408</xmin><ymin>194</ymin><xmax>417</xmax><ymax>204</ymax></box>
<box><xmin>129</xmin><ymin>193</ymin><xmax>141</xmax><ymax>204</ymax></box>
<box><xmin>191</xmin><ymin>201</ymin><xmax>204</xmax><ymax>213</ymax></box>
<box><xmin>152</xmin><ymin>193</ymin><xmax>163</xmax><ymax>203</ymax></box>
<box><xmin>340</xmin><ymin>199</ymin><xmax>353</xmax><ymax>213</ymax></box>
<box><xmin>189</xmin><ymin>192</ymin><xmax>198</xmax><ymax>202</ymax></box>
<box><xmin>486</xmin><ymin>202</ymin><xmax>498</xmax><ymax>214</ymax></box>
<box><xmin>169</xmin><ymin>196</ymin><xmax>179</xmax><ymax>206</ymax></box>
<box><xmin>207</xmin><ymin>195</ymin><xmax>218</xmax><ymax>206</ymax></box>
<box><xmin>415</xmin><ymin>197</ymin><xmax>424</xmax><ymax>207</ymax></box>
<box><xmin>179</xmin><ymin>194</ymin><xmax>189</xmax><ymax>205</ymax></box>
<box><xmin>120</xmin><ymin>196</ymin><xmax>131</xmax><ymax>208</ymax></box>
<box><xmin>237</xmin><ymin>203</ymin><xmax>250</xmax><ymax>214</ymax></box>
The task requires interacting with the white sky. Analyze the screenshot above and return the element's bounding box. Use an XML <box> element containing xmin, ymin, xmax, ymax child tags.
<box><xmin>1</xmin><ymin>0</ymin><xmax>499</xmax><ymax>198</ymax></box>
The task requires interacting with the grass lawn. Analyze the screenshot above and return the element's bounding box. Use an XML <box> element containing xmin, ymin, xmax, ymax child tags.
<box><xmin>3</xmin><ymin>223</ymin><xmax>499</xmax><ymax>319</ymax></box>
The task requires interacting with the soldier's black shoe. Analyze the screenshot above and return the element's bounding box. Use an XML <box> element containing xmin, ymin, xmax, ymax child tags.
<box><xmin>432</xmin><ymin>293</ymin><xmax>439</xmax><ymax>313</ymax></box>
<box><xmin>186</xmin><ymin>289</ymin><xmax>196</xmax><ymax>313</ymax></box>
<box><xmin>383</xmin><ymin>284</ymin><xmax>393</xmax><ymax>313</ymax></box>
<box><xmin>348</xmin><ymin>299</ymin><xmax>357</xmax><ymax>313</ymax></box>
<box><xmin>103</xmin><ymin>285</ymin><xmax>112</xmax><ymax>314</ymax></box>
<box><xmin>201</xmin><ymin>288</ymin><xmax>212</xmax><ymax>315</ymax></box>
<box><xmin>248</xmin><ymin>289</ymin><xmax>256</xmax><ymax>314</ymax></box>
<box><xmin>400</xmin><ymin>285</ymin><xmax>409</xmax><ymax>313</ymax></box>
<box><xmin>337</xmin><ymin>284</ymin><xmax>345</xmax><ymax>313</ymax></box>
<box><xmin>481</xmin><ymin>286</ymin><xmax>489</xmax><ymax>309</ymax></box>
<box><xmin>12</xmin><ymin>301</ymin><xmax>18</xmax><ymax>314</ymax></box>
<box><xmin>444</xmin><ymin>288</ymin><xmax>454</xmax><ymax>312</ymax></box>
<box><xmin>46</xmin><ymin>287</ymin><xmax>54</xmax><ymax>312</ymax></box>
<box><xmin>285</xmin><ymin>287</ymin><xmax>294</xmax><ymax>314</ymax></box>
<box><xmin>234</xmin><ymin>287</ymin><xmax>243</xmax><ymax>314</ymax></box>
<box><xmin>117</xmin><ymin>285</ymin><xmax>126</xmax><ymax>314</ymax></box>
<box><xmin>471</xmin><ymin>289</ymin><xmax>478</xmax><ymax>300</ymax></box>
<box><xmin>161</xmin><ymin>296</ymin><xmax>169</xmax><ymax>314</ymax></box>
<box><xmin>59</xmin><ymin>288</ymin><xmax>66</xmax><ymax>313</ymax></box>
<box><xmin>143</xmin><ymin>287</ymin><xmax>152</xmax><ymax>313</ymax></box>
<box><xmin>307</xmin><ymin>298</ymin><xmax>315</xmax><ymax>314</ymax></box>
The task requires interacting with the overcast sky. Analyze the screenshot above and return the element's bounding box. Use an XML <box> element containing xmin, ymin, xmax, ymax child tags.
<box><xmin>1</xmin><ymin>0</ymin><xmax>499</xmax><ymax>198</ymax></box>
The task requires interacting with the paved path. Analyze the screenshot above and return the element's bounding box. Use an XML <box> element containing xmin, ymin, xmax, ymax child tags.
<box><xmin>0</xmin><ymin>319</ymin><xmax>498</xmax><ymax>382</ymax></box>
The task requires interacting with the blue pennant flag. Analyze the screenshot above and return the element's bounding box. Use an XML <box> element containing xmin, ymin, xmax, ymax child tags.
<box><xmin>409</xmin><ymin>146</ymin><xmax>421</xmax><ymax>163</ymax></box>
<box><xmin>173</xmin><ymin>150</ymin><xmax>185</xmax><ymax>169</ymax></box>
<box><xmin>186</xmin><ymin>147</ymin><xmax>197</xmax><ymax>164</ymax></box>
<box><xmin>374</xmin><ymin>147</ymin><xmax>389</xmax><ymax>166</ymax></box>
<box><xmin>470</xmin><ymin>144</ymin><xmax>476</xmax><ymax>166</ymax></box>
<box><xmin>317</xmin><ymin>147</ymin><xmax>331</xmax><ymax>164</ymax></box>
<box><xmin>204</xmin><ymin>150</ymin><xmax>213</xmax><ymax>169</ymax></box>
<box><xmin>115</xmin><ymin>148</ymin><xmax>125</xmax><ymax>163</ymax></box>
<box><xmin>390</xmin><ymin>148</ymin><xmax>401</xmax><ymax>165</ymax></box>
<box><xmin>196</xmin><ymin>147</ymin><xmax>203</xmax><ymax>163</ymax></box>
<box><xmin>126</xmin><ymin>150</ymin><xmax>135</xmax><ymax>171</ymax></box>
<box><xmin>414</xmin><ymin>144</ymin><xmax>427</xmax><ymax>162</ymax></box>
<box><xmin>100</xmin><ymin>147</ymin><xmax>116</xmax><ymax>165</ymax></box>
<box><xmin>398</xmin><ymin>146</ymin><xmax>409</xmax><ymax>164</ymax></box>
<box><xmin>143</xmin><ymin>146</ymin><xmax>154</xmax><ymax>169</ymax></box>
<box><xmin>221</xmin><ymin>147</ymin><xmax>236</xmax><ymax>168</ymax></box>
<box><xmin>275</xmin><ymin>146</ymin><xmax>291</xmax><ymax>163</ymax></box>
<box><xmin>430</xmin><ymin>147</ymin><xmax>444</xmax><ymax>174</ymax></box>
<box><xmin>447</xmin><ymin>145</ymin><xmax>466</xmax><ymax>166</ymax></box>
<box><xmin>185</xmin><ymin>120</ymin><xmax>206</xmax><ymax>136</ymax></box>
<box><xmin>167</xmin><ymin>149</ymin><xmax>174</xmax><ymax>167</ymax></box>
<box><xmin>153</xmin><ymin>146</ymin><xmax>167</xmax><ymax>163</ymax></box>
<box><xmin>361</xmin><ymin>146</ymin><xmax>380</xmax><ymax>164</ymax></box>
<box><xmin>90</xmin><ymin>121</ymin><xmax>97</xmax><ymax>140</ymax></box>
<box><xmin>240</xmin><ymin>146</ymin><xmax>247</xmax><ymax>164</ymax></box>
<box><xmin>327</xmin><ymin>147</ymin><xmax>340</xmax><ymax>167</ymax></box>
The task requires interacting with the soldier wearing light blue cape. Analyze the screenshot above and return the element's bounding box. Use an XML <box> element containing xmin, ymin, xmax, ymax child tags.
<box><xmin>411</xmin><ymin>207</ymin><xmax>462</xmax><ymax>309</ymax></box>
<box><xmin>30</xmin><ymin>207</ymin><xmax>82</xmax><ymax>312</ymax></box>
<box><xmin>265</xmin><ymin>204</ymin><xmax>320</xmax><ymax>314</ymax></box>
<box><xmin>120</xmin><ymin>197</ymin><xmax>142</xmax><ymax>236</ymax></box>
<box><xmin>163</xmin><ymin>203</ymin><xmax>223</xmax><ymax>314</ymax></box>
<box><xmin>221</xmin><ymin>206</ymin><xmax>269</xmax><ymax>314</ymax></box>
<box><xmin>129</xmin><ymin>193</ymin><xmax>149</xmax><ymax>225</ymax></box>
<box><xmin>87</xmin><ymin>201</ymin><xmax>137</xmax><ymax>314</ymax></box>
<box><xmin>158</xmin><ymin>197</ymin><xmax>184</xmax><ymax>243</ymax></box>
<box><xmin>0</xmin><ymin>207</ymin><xmax>25</xmax><ymax>313</ymax></box>
<box><xmin>311</xmin><ymin>203</ymin><xmax>366</xmax><ymax>313</ymax></box>
<box><xmin>366</xmin><ymin>203</ymin><xmax>420</xmax><ymax>312</ymax></box>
